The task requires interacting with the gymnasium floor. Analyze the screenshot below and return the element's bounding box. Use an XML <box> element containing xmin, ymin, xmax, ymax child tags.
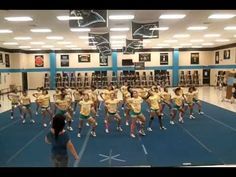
<box><xmin>0</xmin><ymin>86</ymin><xmax>236</xmax><ymax>167</ymax></box>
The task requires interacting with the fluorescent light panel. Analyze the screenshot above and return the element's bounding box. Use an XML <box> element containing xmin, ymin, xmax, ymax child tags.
<box><xmin>173</xmin><ymin>34</ymin><xmax>190</xmax><ymax>38</ymax></box>
<box><xmin>29</xmin><ymin>48</ymin><xmax>41</xmax><ymax>51</ymax></box>
<box><xmin>3</xmin><ymin>42</ymin><xmax>18</xmax><ymax>45</ymax></box>
<box><xmin>187</xmin><ymin>26</ymin><xmax>208</xmax><ymax>30</ymax></box>
<box><xmin>224</xmin><ymin>26</ymin><xmax>236</xmax><ymax>30</ymax></box>
<box><xmin>215</xmin><ymin>39</ymin><xmax>230</xmax><ymax>42</ymax></box>
<box><xmin>208</xmin><ymin>14</ymin><xmax>236</xmax><ymax>19</ymax></box>
<box><xmin>14</xmin><ymin>37</ymin><xmax>32</xmax><ymax>40</ymax></box>
<box><xmin>5</xmin><ymin>16</ymin><xmax>33</xmax><ymax>21</ymax></box>
<box><xmin>159</xmin><ymin>14</ymin><xmax>186</xmax><ymax>19</ymax></box>
<box><xmin>204</xmin><ymin>34</ymin><xmax>221</xmax><ymax>37</ymax></box>
<box><xmin>46</xmin><ymin>36</ymin><xmax>64</xmax><ymax>40</ymax></box>
<box><xmin>31</xmin><ymin>28</ymin><xmax>52</xmax><ymax>33</ymax></box>
<box><xmin>0</xmin><ymin>29</ymin><xmax>13</xmax><ymax>33</ymax></box>
<box><xmin>149</xmin><ymin>27</ymin><xmax>169</xmax><ymax>31</ymax></box>
<box><xmin>57</xmin><ymin>41</ymin><xmax>71</xmax><ymax>44</ymax></box>
<box><xmin>109</xmin><ymin>15</ymin><xmax>134</xmax><ymax>20</ymax></box>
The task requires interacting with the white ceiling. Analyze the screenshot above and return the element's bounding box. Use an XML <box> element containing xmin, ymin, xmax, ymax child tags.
<box><xmin>0</xmin><ymin>10</ymin><xmax>236</xmax><ymax>50</ymax></box>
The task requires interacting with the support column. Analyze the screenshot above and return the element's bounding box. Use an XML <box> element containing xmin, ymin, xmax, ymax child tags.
<box><xmin>173</xmin><ymin>49</ymin><xmax>179</xmax><ymax>87</ymax></box>
<box><xmin>112</xmin><ymin>52</ymin><xmax>118</xmax><ymax>76</ymax></box>
<box><xmin>49</xmin><ymin>52</ymin><xmax>56</xmax><ymax>89</ymax></box>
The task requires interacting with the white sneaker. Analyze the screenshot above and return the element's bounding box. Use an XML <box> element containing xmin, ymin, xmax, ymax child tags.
<box><xmin>179</xmin><ymin>118</ymin><xmax>184</xmax><ymax>123</ymax></box>
<box><xmin>117</xmin><ymin>127</ymin><xmax>123</xmax><ymax>132</ymax></box>
<box><xmin>146</xmin><ymin>109</ymin><xmax>150</xmax><ymax>113</ymax></box>
<box><xmin>160</xmin><ymin>126</ymin><xmax>167</xmax><ymax>130</ymax></box>
<box><xmin>43</xmin><ymin>123</ymin><xmax>47</xmax><ymax>127</ymax></box>
<box><xmin>199</xmin><ymin>111</ymin><xmax>204</xmax><ymax>115</ymax></box>
<box><xmin>77</xmin><ymin>133</ymin><xmax>81</xmax><ymax>138</ymax></box>
<box><xmin>126</xmin><ymin>121</ymin><xmax>129</xmax><ymax>126</ymax></box>
<box><xmin>20</xmin><ymin>115</ymin><xmax>24</xmax><ymax>119</ymax></box>
<box><xmin>35</xmin><ymin>112</ymin><xmax>38</xmax><ymax>115</ymax></box>
<box><xmin>67</xmin><ymin>126</ymin><xmax>73</xmax><ymax>131</ymax></box>
<box><xmin>190</xmin><ymin>115</ymin><xmax>195</xmax><ymax>119</ymax></box>
<box><xmin>65</xmin><ymin>120</ymin><xmax>67</xmax><ymax>124</ymax></box>
<box><xmin>161</xmin><ymin>113</ymin><xmax>164</xmax><ymax>116</ymax></box>
<box><xmin>73</xmin><ymin>111</ymin><xmax>76</xmax><ymax>115</ymax></box>
<box><xmin>22</xmin><ymin>119</ymin><xmax>26</xmax><ymax>124</ymax></box>
<box><xmin>147</xmin><ymin>127</ymin><xmax>152</xmax><ymax>132</ymax></box>
<box><xmin>139</xmin><ymin>130</ymin><xmax>146</xmax><ymax>136</ymax></box>
<box><xmin>96</xmin><ymin>113</ymin><xmax>99</xmax><ymax>116</ymax></box>
<box><xmin>131</xmin><ymin>133</ymin><xmax>136</xmax><ymax>138</ymax></box>
<box><xmin>86</xmin><ymin>122</ymin><xmax>89</xmax><ymax>127</ymax></box>
<box><xmin>121</xmin><ymin>107</ymin><xmax>124</xmax><ymax>110</ymax></box>
<box><xmin>10</xmin><ymin>116</ymin><xmax>14</xmax><ymax>120</ymax></box>
<box><xmin>31</xmin><ymin>119</ymin><xmax>35</xmax><ymax>124</ymax></box>
<box><xmin>105</xmin><ymin>128</ymin><xmax>109</xmax><ymax>133</ymax></box>
<box><xmin>170</xmin><ymin>121</ymin><xmax>175</xmax><ymax>125</ymax></box>
<box><xmin>91</xmin><ymin>131</ymin><xmax>96</xmax><ymax>137</ymax></box>
<box><xmin>71</xmin><ymin>119</ymin><xmax>74</xmax><ymax>122</ymax></box>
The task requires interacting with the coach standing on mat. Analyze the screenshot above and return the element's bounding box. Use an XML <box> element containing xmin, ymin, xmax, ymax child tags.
<box><xmin>45</xmin><ymin>114</ymin><xmax>79</xmax><ymax>167</ymax></box>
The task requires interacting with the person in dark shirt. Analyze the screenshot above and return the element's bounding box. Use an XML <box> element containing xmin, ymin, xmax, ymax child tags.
<box><xmin>45</xmin><ymin>114</ymin><xmax>79</xmax><ymax>167</ymax></box>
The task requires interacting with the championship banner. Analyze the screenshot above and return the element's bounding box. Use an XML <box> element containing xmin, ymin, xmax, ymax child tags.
<box><xmin>134</xmin><ymin>62</ymin><xmax>145</xmax><ymax>70</ymax></box>
<box><xmin>78</xmin><ymin>54</ymin><xmax>91</xmax><ymax>62</ymax></box>
<box><xmin>69</xmin><ymin>10</ymin><xmax>107</xmax><ymax>28</ymax></box>
<box><xmin>191</xmin><ymin>53</ymin><xmax>199</xmax><ymax>64</ymax></box>
<box><xmin>61</xmin><ymin>55</ymin><xmax>69</xmax><ymax>67</ymax></box>
<box><xmin>139</xmin><ymin>53</ymin><xmax>151</xmax><ymax>62</ymax></box>
<box><xmin>132</xmin><ymin>21</ymin><xmax>159</xmax><ymax>39</ymax></box>
<box><xmin>35</xmin><ymin>55</ymin><xmax>44</xmax><ymax>67</ymax></box>
<box><xmin>99</xmin><ymin>53</ymin><xmax>108</xmax><ymax>66</ymax></box>
<box><xmin>89</xmin><ymin>32</ymin><xmax>110</xmax><ymax>46</ymax></box>
<box><xmin>160</xmin><ymin>53</ymin><xmax>168</xmax><ymax>65</ymax></box>
<box><xmin>123</xmin><ymin>39</ymin><xmax>143</xmax><ymax>54</ymax></box>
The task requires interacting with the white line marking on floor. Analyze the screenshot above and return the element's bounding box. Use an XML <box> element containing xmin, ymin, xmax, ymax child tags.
<box><xmin>0</xmin><ymin>119</ymin><xmax>19</xmax><ymax>133</ymax></box>
<box><xmin>6</xmin><ymin>129</ymin><xmax>46</xmax><ymax>164</ymax></box>
<box><xmin>73</xmin><ymin>127</ymin><xmax>92</xmax><ymax>167</ymax></box>
<box><xmin>141</xmin><ymin>144</ymin><xmax>148</xmax><ymax>155</ymax></box>
<box><xmin>198</xmin><ymin>112</ymin><xmax>236</xmax><ymax>132</ymax></box>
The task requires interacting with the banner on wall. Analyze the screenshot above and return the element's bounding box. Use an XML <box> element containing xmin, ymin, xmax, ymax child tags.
<box><xmin>190</xmin><ymin>53</ymin><xmax>199</xmax><ymax>64</ymax></box>
<box><xmin>69</xmin><ymin>10</ymin><xmax>107</xmax><ymax>28</ymax></box>
<box><xmin>35</xmin><ymin>55</ymin><xmax>44</xmax><ymax>67</ymax></box>
<box><xmin>224</xmin><ymin>50</ymin><xmax>230</xmax><ymax>60</ymax></box>
<box><xmin>215</xmin><ymin>51</ymin><xmax>219</xmax><ymax>64</ymax></box>
<box><xmin>78</xmin><ymin>54</ymin><xmax>91</xmax><ymax>62</ymax></box>
<box><xmin>132</xmin><ymin>21</ymin><xmax>159</xmax><ymax>39</ymax></box>
<box><xmin>160</xmin><ymin>53</ymin><xmax>168</xmax><ymax>65</ymax></box>
<box><xmin>139</xmin><ymin>53</ymin><xmax>151</xmax><ymax>62</ymax></box>
<box><xmin>0</xmin><ymin>53</ymin><xmax>3</xmax><ymax>63</ymax></box>
<box><xmin>134</xmin><ymin>62</ymin><xmax>145</xmax><ymax>70</ymax></box>
<box><xmin>123</xmin><ymin>39</ymin><xmax>143</xmax><ymax>54</ymax></box>
<box><xmin>99</xmin><ymin>53</ymin><xmax>108</xmax><ymax>66</ymax></box>
<box><xmin>61</xmin><ymin>55</ymin><xmax>69</xmax><ymax>67</ymax></box>
<box><xmin>5</xmin><ymin>54</ymin><xmax>10</xmax><ymax>67</ymax></box>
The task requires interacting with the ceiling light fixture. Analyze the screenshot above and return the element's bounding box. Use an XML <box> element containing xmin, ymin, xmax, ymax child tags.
<box><xmin>109</xmin><ymin>15</ymin><xmax>134</xmax><ymax>20</ymax></box>
<box><xmin>30</xmin><ymin>28</ymin><xmax>52</xmax><ymax>33</ymax></box>
<box><xmin>208</xmin><ymin>14</ymin><xmax>236</xmax><ymax>19</ymax></box>
<box><xmin>5</xmin><ymin>16</ymin><xmax>33</xmax><ymax>21</ymax></box>
<box><xmin>70</xmin><ymin>28</ymin><xmax>91</xmax><ymax>32</ymax></box>
<box><xmin>159</xmin><ymin>14</ymin><xmax>186</xmax><ymax>19</ymax></box>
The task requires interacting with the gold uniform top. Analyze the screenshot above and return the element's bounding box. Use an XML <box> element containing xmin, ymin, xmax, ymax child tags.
<box><xmin>56</xmin><ymin>99</ymin><xmax>69</xmax><ymax>111</ymax></box>
<box><xmin>127</xmin><ymin>97</ymin><xmax>143</xmax><ymax>113</ymax></box>
<box><xmin>123</xmin><ymin>91</ymin><xmax>131</xmax><ymax>100</ymax></box>
<box><xmin>184</xmin><ymin>92</ymin><xmax>195</xmax><ymax>104</ymax></box>
<box><xmin>20</xmin><ymin>96</ymin><xmax>31</xmax><ymax>105</ymax></box>
<box><xmin>73</xmin><ymin>91</ymin><xmax>81</xmax><ymax>101</ymax></box>
<box><xmin>193</xmin><ymin>90</ymin><xmax>199</xmax><ymax>100</ymax></box>
<box><xmin>33</xmin><ymin>91</ymin><xmax>42</xmax><ymax>99</ymax></box>
<box><xmin>79</xmin><ymin>100</ymin><xmax>94</xmax><ymax>116</ymax></box>
<box><xmin>38</xmin><ymin>95</ymin><xmax>50</xmax><ymax>107</ymax></box>
<box><xmin>102</xmin><ymin>90</ymin><xmax>113</xmax><ymax>101</ymax></box>
<box><xmin>53</xmin><ymin>93</ymin><xmax>61</xmax><ymax>102</ymax></box>
<box><xmin>9</xmin><ymin>93</ymin><xmax>20</xmax><ymax>104</ymax></box>
<box><xmin>91</xmin><ymin>90</ymin><xmax>99</xmax><ymax>101</ymax></box>
<box><xmin>147</xmin><ymin>95</ymin><xmax>160</xmax><ymax>110</ymax></box>
<box><xmin>120</xmin><ymin>86</ymin><xmax>128</xmax><ymax>94</ymax></box>
<box><xmin>65</xmin><ymin>94</ymin><xmax>72</xmax><ymax>105</ymax></box>
<box><xmin>161</xmin><ymin>92</ymin><xmax>171</xmax><ymax>104</ymax></box>
<box><xmin>138</xmin><ymin>88</ymin><xmax>148</xmax><ymax>99</ymax></box>
<box><xmin>172</xmin><ymin>95</ymin><xmax>184</xmax><ymax>106</ymax></box>
<box><xmin>105</xmin><ymin>99</ymin><xmax>120</xmax><ymax>113</ymax></box>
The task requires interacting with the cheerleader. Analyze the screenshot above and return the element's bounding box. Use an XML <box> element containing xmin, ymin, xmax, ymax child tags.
<box><xmin>160</xmin><ymin>87</ymin><xmax>172</xmax><ymax>116</ymax></box>
<box><xmin>104</xmin><ymin>92</ymin><xmax>123</xmax><ymax>133</ymax></box>
<box><xmin>123</xmin><ymin>86</ymin><xmax>132</xmax><ymax>126</ymax></box>
<box><xmin>55</xmin><ymin>91</ymin><xmax>73</xmax><ymax>131</ymax></box>
<box><xmin>192</xmin><ymin>86</ymin><xmax>204</xmax><ymax>115</ymax></box>
<box><xmin>146</xmin><ymin>90</ymin><xmax>166</xmax><ymax>131</ymax></box>
<box><xmin>7</xmin><ymin>88</ymin><xmax>22</xmax><ymax>120</ymax></box>
<box><xmin>20</xmin><ymin>90</ymin><xmax>35</xmax><ymax>124</ymax></box>
<box><xmin>32</xmin><ymin>87</ymin><xmax>42</xmax><ymax>115</ymax></box>
<box><xmin>127</xmin><ymin>90</ymin><xmax>146</xmax><ymax>138</ymax></box>
<box><xmin>37</xmin><ymin>89</ymin><xmax>53</xmax><ymax>127</ymax></box>
<box><xmin>183</xmin><ymin>87</ymin><xmax>195</xmax><ymax>119</ymax></box>
<box><xmin>77</xmin><ymin>93</ymin><xmax>97</xmax><ymax>138</ymax></box>
<box><xmin>53</xmin><ymin>88</ymin><xmax>61</xmax><ymax>116</ymax></box>
<box><xmin>170</xmin><ymin>87</ymin><xmax>185</xmax><ymax>124</ymax></box>
<box><xmin>120</xmin><ymin>81</ymin><xmax>128</xmax><ymax>110</ymax></box>
<box><xmin>73</xmin><ymin>88</ymin><xmax>83</xmax><ymax>115</ymax></box>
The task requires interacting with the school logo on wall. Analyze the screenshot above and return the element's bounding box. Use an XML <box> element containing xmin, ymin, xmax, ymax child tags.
<box><xmin>61</xmin><ymin>55</ymin><xmax>69</xmax><ymax>67</ymax></box>
<box><xmin>99</xmin><ymin>54</ymin><xmax>108</xmax><ymax>66</ymax></box>
<box><xmin>191</xmin><ymin>53</ymin><xmax>199</xmax><ymax>64</ymax></box>
<box><xmin>78</xmin><ymin>54</ymin><xmax>91</xmax><ymax>62</ymax></box>
<box><xmin>215</xmin><ymin>51</ymin><xmax>219</xmax><ymax>64</ymax></box>
<box><xmin>5</xmin><ymin>54</ymin><xmax>10</xmax><ymax>67</ymax></box>
<box><xmin>160</xmin><ymin>53</ymin><xmax>168</xmax><ymax>65</ymax></box>
<box><xmin>224</xmin><ymin>50</ymin><xmax>230</xmax><ymax>60</ymax></box>
<box><xmin>139</xmin><ymin>53</ymin><xmax>151</xmax><ymax>62</ymax></box>
<box><xmin>35</xmin><ymin>55</ymin><xmax>44</xmax><ymax>67</ymax></box>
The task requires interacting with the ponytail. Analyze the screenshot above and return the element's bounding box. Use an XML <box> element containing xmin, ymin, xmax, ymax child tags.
<box><xmin>52</xmin><ymin>114</ymin><xmax>66</xmax><ymax>140</ymax></box>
